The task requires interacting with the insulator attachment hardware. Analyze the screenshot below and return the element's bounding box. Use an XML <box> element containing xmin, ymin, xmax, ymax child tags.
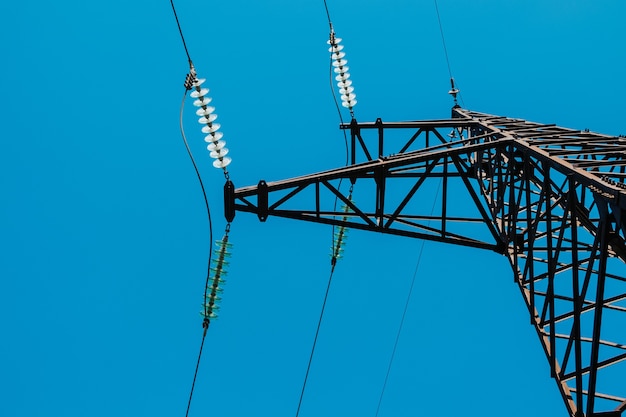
<box><xmin>184</xmin><ymin>73</ymin><xmax>195</xmax><ymax>90</ymax></box>
<box><xmin>448</xmin><ymin>77</ymin><xmax>460</xmax><ymax>107</ymax></box>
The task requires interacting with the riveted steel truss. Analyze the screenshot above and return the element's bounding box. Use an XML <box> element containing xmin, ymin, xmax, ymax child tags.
<box><xmin>224</xmin><ymin>107</ymin><xmax>626</xmax><ymax>417</ymax></box>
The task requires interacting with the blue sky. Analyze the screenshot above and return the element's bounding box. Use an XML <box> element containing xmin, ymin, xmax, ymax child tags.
<box><xmin>1</xmin><ymin>1</ymin><xmax>625</xmax><ymax>416</ymax></box>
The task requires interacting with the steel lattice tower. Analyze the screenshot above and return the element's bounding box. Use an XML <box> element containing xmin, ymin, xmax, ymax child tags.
<box><xmin>224</xmin><ymin>107</ymin><xmax>626</xmax><ymax>417</ymax></box>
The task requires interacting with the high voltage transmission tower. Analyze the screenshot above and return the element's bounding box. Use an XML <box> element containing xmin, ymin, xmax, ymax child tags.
<box><xmin>223</xmin><ymin>106</ymin><xmax>626</xmax><ymax>417</ymax></box>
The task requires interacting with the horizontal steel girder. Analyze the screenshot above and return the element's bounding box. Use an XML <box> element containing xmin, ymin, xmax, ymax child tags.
<box><xmin>225</xmin><ymin>107</ymin><xmax>626</xmax><ymax>417</ymax></box>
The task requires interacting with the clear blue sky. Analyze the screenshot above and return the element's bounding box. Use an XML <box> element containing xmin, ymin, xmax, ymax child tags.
<box><xmin>1</xmin><ymin>1</ymin><xmax>625</xmax><ymax>416</ymax></box>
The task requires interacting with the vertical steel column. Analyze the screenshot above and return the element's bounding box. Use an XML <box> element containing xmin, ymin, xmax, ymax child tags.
<box><xmin>569</xmin><ymin>177</ymin><xmax>585</xmax><ymax>417</ymax></box>
<box><xmin>507</xmin><ymin>145</ymin><xmax>517</xmax><ymax>267</ymax></box>
<box><xmin>525</xmin><ymin>157</ymin><xmax>536</xmax><ymax>323</ymax></box>
<box><xmin>544</xmin><ymin>163</ymin><xmax>557</xmax><ymax>378</ymax></box>
<box><xmin>350</xmin><ymin>118</ymin><xmax>358</xmax><ymax>166</ymax></box>
<box><xmin>442</xmin><ymin>155</ymin><xmax>448</xmax><ymax>236</ymax></box>
<box><xmin>376</xmin><ymin>118</ymin><xmax>384</xmax><ymax>159</ymax></box>
<box><xmin>496</xmin><ymin>147</ymin><xmax>505</xmax><ymax>230</ymax></box>
<box><xmin>375</xmin><ymin>166</ymin><xmax>386</xmax><ymax>227</ymax></box>
<box><xmin>586</xmin><ymin>197</ymin><xmax>611</xmax><ymax>416</ymax></box>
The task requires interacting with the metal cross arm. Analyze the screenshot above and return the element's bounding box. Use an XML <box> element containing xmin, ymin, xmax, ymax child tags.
<box><xmin>224</xmin><ymin>108</ymin><xmax>626</xmax><ymax>417</ymax></box>
<box><xmin>226</xmin><ymin>138</ymin><xmax>509</xmax><ymax>252</ymax></box>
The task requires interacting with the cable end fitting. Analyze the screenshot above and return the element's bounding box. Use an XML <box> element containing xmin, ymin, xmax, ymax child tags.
<box><xmin>448</xmin><ymin>77</ymin><xmax>459</xmax><ymax>106</ymax></box>
<box><xmin>184</xmin><ymin>73</ymin><xmax>194</xmax><ymax>91</ymax></box>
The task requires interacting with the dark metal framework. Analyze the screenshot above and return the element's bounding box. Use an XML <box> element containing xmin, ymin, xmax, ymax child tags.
<box><xmin>224</xmin><ymin>107</ymin><xmax>626</xmax><ymax>417</ymax></box>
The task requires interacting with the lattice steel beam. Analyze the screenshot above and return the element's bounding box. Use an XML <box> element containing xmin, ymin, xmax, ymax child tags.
<box><xmin>224</xmin><ymin>107</ymin><xmax>626</xmax><ymax>417</ymax></box>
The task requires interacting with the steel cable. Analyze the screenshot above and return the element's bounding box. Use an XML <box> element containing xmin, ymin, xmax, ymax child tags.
<box><xmin>433</xmin><ymin>0</ymin><xmax>465</xmax><ymax>107</ymax></box>
<box><xmin>169</xmin><ymin>0</ymin><xmax>192</xmax><ymax>63</ymax></box>
<box><xmin>177</xmin><ymin>87</ymin><xmax>216</xmax><ymax>417</ymax></box>
<box><xmin>374</xmin><ymin>182</ymin><xmax>442</xmax><ymax>417</ymax></box>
